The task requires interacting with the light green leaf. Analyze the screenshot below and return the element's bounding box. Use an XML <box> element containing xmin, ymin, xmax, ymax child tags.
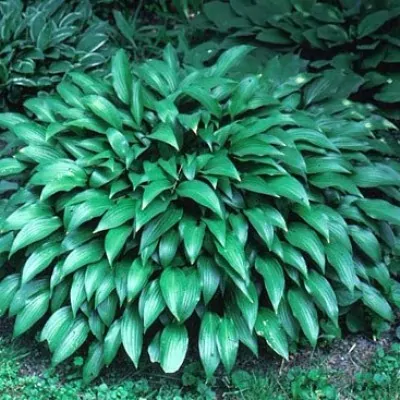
<box><xmin>288</xmin><ymin>288</ymin><xmax>319</xmax><ymax>347</ymax></box>
<box><xmin>217</xmin><ymin>316</ymin><xmax>239</xmax><ymax>373</ymax></box>
<box><xmin>255</xmin><ymin>256</ymin><xmax>284</xmax><ymax>313</ymax></box>
<box><xmin>10</xmin><ymin>217</ymin><xmax>62</xmax><ymax>255</ymax></box>
<box><xmin>160</xmin><ymin>323</ymin><xmax>189</xmax><ymax>373</ymax></box>
<box><xmin>255</xmin><ymin>308</ymin><xmax>289</xmax><ymax>360</ymax></box>
<box><xmin>199</xmin><ymin>312</ymin><xmax>221</xmax><ymax>379</ymax></box>
<box><xmin>121</xmin><ymin>306</ymin><xmax>143</xmax><ymax>368</ymax></box>
<box><xmin>112</xmin><ymin>49</ymin><xmax>132</xmax><ymax>104</ymax></box>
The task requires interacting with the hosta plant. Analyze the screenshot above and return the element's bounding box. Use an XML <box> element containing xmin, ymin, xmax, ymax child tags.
<box><xmin>0</xmin><ymin>0</ymin><xmax>113</xmax><ymax>109</ymax></box>
<box><xmin>187</xmin><ymin>0</ymin><xmax>400</xmax><ymax>119</ymax></box>
<box><xmin>0</xmin><ymin>45</ymin><xmax>400</xmax><ymax>383</ymax></box>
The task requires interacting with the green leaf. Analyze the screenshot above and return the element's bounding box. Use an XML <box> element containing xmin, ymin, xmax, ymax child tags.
<box><xmin>211</xmin><ymin>45</ymin><xmax>254</xmax><ymax>76</ymax></box>
<box><xmin>112</xmin><ymin>49</ymin><xmax>132</xmax><ymax>105</ymax></box>
<box><xmin>198</xmin><ymin>256</ymin><xmax>220</xmax><ymax>305</ymax></box>
<box><xmin>204</xmin><ymin>216</ymin><xmax>226</xmax><ymax>246</ymax></box>
<box><xmin>255</xmin><ymin>308</ymin><xmax>289</xmax><ymax>360</ymax></box>
<box><xmin>131</xmin><ymin>81</ymin><xmax>144</xmax><ymax>125</ymax></box>
<box><xmin>217</xmin><ymin>316</ymin><xmax>239</xmax><ymax>373</ymax></box>
<box><xmin>357</xmin><ymin>199</ymin><xmax>400</xmax><ymax>225</ymax></box>
<box><xmin>158</xmin><ymin>229</ymin><xmax>180</xmax><ymax>267</ymax></box>
<box><xmin>121</xmin><ymin>306</ymin><xmax>143</xmax><ymax>368</ymax></box>
<box><xmin>160</xmin><ymin>323</ymin><xmax>189</xmax><ymax>373</ymax></box>
<box><xmin>14</xmin><ymin>291</ymin><xmax>50</xmax><ymax>336</ymax></box>
<box><xmin>280</xmin><ymin>243</ymin><xmax>308</xmax><ymax>277</ymax></box>
<box><xmin>215</xmin><ymin>234</ymin><xmax>248</xmax><ymax>281</ymax></box>
<box><xmin>255</xmin><ymin>256</ymin><xmax>284</xmax><ymax>313</ymax></box>
<box><xmin>182</xmin><ymin>86</ymin><xmax>221</xmax><ymax>118</ymax></box>
<box><xmin>199</xmin><ymin>312</ymin><xmax>221</xmax><ymax>379</ymax></box>
<box><xmin>284</xmin><ymin>223</ymin><xmax>325</xmax><ymax>271</ymax></box>
<box><xmin>83</xmin><ymin>341</ymin><xmax>104</xmax><ymax>384</ymax></box>
<box><xmin>62</xmin><ymin>240</ymin><xmax>104</xmax><ymax>276</ymax></box>
<box><xmin>244</xmin><ymin>208</ymin><xmax>275</xmax><ymax>249</ymax></box>
<box><xmin>10</xmin><ymin>217</ymin><xmax>62</xmax><ymax>255</ymax></box>
<box><xmin>288</xmin><ymin>288</ymin><xmax>319</xmax><ymax>347</ymax></box>
<box><xmin>22</xmin><ymin>242</ymin><xmax>60</xmax><ymax>284</ymax></box>
<box><xmin>84</xmin><ymin>95</ymin><xmax>122</xmax><ymax>130</ymax></box>
<box><xmin>0</xmin><ymin>158</ymin><xmax>27</xmax><ymax>177</ymax></box>
<box><xmin>127</xmin><ymin>259</ymin><xmax>153</xmax><ymax>301</ymax></box>
<box><xmin>358</xmin><ymin>10</ymin><xmax>390</xmax><ymax>38</ymax></box>
<box><xmin>202</xmin><ymin>154</ymin><xmax>241</xmax><ymax>181</ymax></box>
<box><xmin>142</xmin><ymin>180</ymin><xmax>173</xmax><ymax>209</ymax></box>
<box><xmin>361</xmin><ymin>283</ymin><xmax>394</xmax><ymax>321</ymax></box>
<box><xmin>148</xmin><ymin>123</ymin><xmax>179</xmax><ymax>150</ymax></box>
<box><xmin>160</xmin><ymin>267</ymin><xmax>201</xmax><ymax>322</ymax></box>
<box><xmin>105</xmin><ymin>224</ymin><xmax>132</xmax><ymax>265</ymax></box>
<box><xmin>305</xmin><ymin>271</ymin><xmax>338</xmax><ymax>324</ymax></box>
<box><xmin>180</xmin><ymin>218</ymin><xmax>206</xmax><ymax>264</ymax></box>
<box><xmin>326</xmin><ymin>243</ymin><xmax>357</xmax><ymax>292</ymax></box>
<box><xmin>40</xmin><ymin>306</ymin><xmax>73</xmax><ymax>352</ymax></box>
<box><xmin>52</xmin><ymin>315</ymin><xmax>89</xmax><ymax>365</ymax></box>
<box><xmin>85</xmin><ymin>260</ymin><xmax>108</xmax><ymax>300</ymax></box>
<box><xmin>177</xmin><ymin>180</ymin><xmax>223</xmax><ymax>218</ymax></box>
<box><xmin>140</xmin><ymin>208</ymin><xmax>183</xmax><ymax>251</ymax></box>
<box><xmin>104</xmin><ymin>320</ymin><xmax>122</xmax><ymax>366</ymax></box>
<box><xmin>95</xmin><ymin>198</ymin><xmax>136</xmax><ymax>232</ymax></box>
<box><xmin>237</xmin><ymin>176</ymin><xmax>309</xmax><ymax>206</ymax></box>
<box><xmin>139</xmin><ymin>279</ymin><xmax>166</xmax><ymax>331</ymax></box>
<box><xmin>292</xmin><ymin>204</ymin><xmax>330</xmax><ymax>241</ymax></box>
<box><xmin>67</xmin><ymin>197</ymin><xmax>111</xmax><ymax>231</ymax></box>
<box><xmin>349</xmin><ymin>225</ymin><xmax>381</xmax><ymax>262</ymax></box>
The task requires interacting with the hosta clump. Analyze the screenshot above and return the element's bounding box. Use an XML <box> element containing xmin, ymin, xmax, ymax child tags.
<box><xmin>0</xmin><ymin>0</ymin><xmax>113</xmax><ymax>109</ymax></box>
<box><xmin>188</xmin><ymin>0</ymin><xmax>400</xmax><ymax>119</ymax></box>
<box><xmin>1</xmin><ymin>45</ymin><xmax>400</xmax><ymax>382</ymax></box>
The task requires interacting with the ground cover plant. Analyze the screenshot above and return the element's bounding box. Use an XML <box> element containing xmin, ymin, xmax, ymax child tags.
<box><xmin>0</xmin><ymin>42</ymin><xmax>400</xmax><ymax>383</ymax></box>
<box><xmin>187</xmin><ymin>0</ymin><xmax>400</xmax><ymax>120</ymax></box>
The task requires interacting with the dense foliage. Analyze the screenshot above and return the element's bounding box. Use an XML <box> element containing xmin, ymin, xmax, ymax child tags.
<box><xmin>188</xmin><ymin>0</ymin><xmax>400</xmax><ymax>120</ymax></box>
<box><xmin>0</xmin><ymin>44</ymin><xmax>399</xmax><ymax>382</ymax></box>
<box><xmin>0</xmin><ymin>0</ymin><xmax>115</xmax><ymax>109</ymax></box>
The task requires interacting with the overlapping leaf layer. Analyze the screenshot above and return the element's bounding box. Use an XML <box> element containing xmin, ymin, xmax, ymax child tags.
<box><xmin>188</xmin><ymin>0</ymin><xmax>400</xmax><ymax>120</ymax></box>
<box><xmin>0</xmin><ymin>45</ymin><xmax>399</xmax><ymax>382</ymax></box>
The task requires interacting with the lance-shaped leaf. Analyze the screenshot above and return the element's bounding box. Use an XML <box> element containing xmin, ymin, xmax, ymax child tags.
<box><xmin>177</xmin><ymin>180</ymin><xmax>223</xmax><ymax>218</ymax></box>
<box><xmin>52</xmin><ymin>315</ymin><xmax>89</xmax><ymax>365</ymax></box>
<box><xmin>284</xmin><ymin>223</ymin><xmax>325</xmax><ymax>271</ymax></box>
<box><xmin>10</xmin><ymin>217</ymin><xmax>62</xmax><ymax>256</ymax></box>
<box><xmin>160</xmin><ymin>323</ymin><xmax>189</xmax><ymax>373</ymax></box>
<box><xmin>326</xmin><ymin>243</ymin><xmax>357</xmax><ymax>292</ymax></box>
<box><xmin>217</xmin><ymin>316</ymin><xmax>239</xmax><ymax>373</ymax></box>
<box><xmin>288</xmin><ymin>288</ymin><xmax>319</xmax><ymax>347</ymax></box>
<box><xmin>255</xmin><ymin>308</ymin><xmax>289</xmax><ymax>360</ymax></box>
<box><xmin>305</xmin><ymin>271</ymin><xmax>339</xmax><ymax>324</ymax></box>
<box><xmin>104</xmin><ymin>319</ymin><xmax>122</xmax><ymax>366</ymax></box>
<box><xmin>62</xmin><ymin>240</ymin><xmax>104</xmax><ymax>276</ymax></box>
<box><xmin>148</xmin><ymin>123</ymin><xmax>179</xmax><ymax>150</ymax></box>
<box><xmin>139</xmin><ymin>208</ymin><xmax>183</xmax><ymax>251</ymax></box>
<box><xmin>84</xmin><ymin>95</ymin><xmax>122</xmax><ymax>130</ymax></box>
<box><xmin>112</xmin><ymin>49</ymin><xmax>132</xmax><ymax>104</ymax></box>
<box><xmin>139</xmin><ymin>279</ymin><xmax>166</xmax><ymax>331</ymax></box>
<box><xmin>121</xmin><ymin>306</ymin><xmax>143</xmax><ymax>368</ymax></box>
<box><xmin>255</xmin><ymin>256</ymin><xmax>284</xmax><ymax>312</ymax></box>
<box><xmin>160</xmin><ymin>267</ymin><xmax>201</xmax><ymax>322</ymax></box>
<box><xmin>199</xmin><ymin>312</ymin><xmax>221</xmax><ymax>379</ymax></box>
<box><xmin>14</xmin><ymin>290</ymin><xmax>50</xmax><ymax>337</ymax></box>
<box><xmin>198</xmin><ymin>256</ymin><xmax>220</xmax><ymax>305</ymax></box>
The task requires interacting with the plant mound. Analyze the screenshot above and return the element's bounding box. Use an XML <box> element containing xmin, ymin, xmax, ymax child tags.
<box><xmin>0</xmin><ymin>45</ymin><xmax>400</xmax><ymax>382</ymax></box>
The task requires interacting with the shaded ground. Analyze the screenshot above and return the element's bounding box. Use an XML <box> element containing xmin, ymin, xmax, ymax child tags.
<box><xmin>1</xmin><ymin>315</ymin><xmax>400</xmax><ymax>399</ymax></box>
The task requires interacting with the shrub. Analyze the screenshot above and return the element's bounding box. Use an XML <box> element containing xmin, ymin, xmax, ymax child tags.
<box><xmin>0</xmin><ymin>0</ymin><xmax>113</xmax><ymax>109</ymax></box>
<box><xmin>0</xmin><ymin>45</ymin><xmax>399</xmax><ymax>383</ymax></box>
<box><xmin>187</xmin><ymin>0</ymin><xmax>400</xmax><ymax>120</ymax></box>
